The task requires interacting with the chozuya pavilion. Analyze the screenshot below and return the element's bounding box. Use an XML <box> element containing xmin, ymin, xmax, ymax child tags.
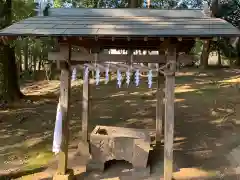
<box><xmin>0</xmin><ymin>4</ymin><xmax>239</xmax><ymax>180</ymax></box>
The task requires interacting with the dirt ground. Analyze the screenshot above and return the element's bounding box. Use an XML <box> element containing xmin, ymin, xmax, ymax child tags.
<box><xmin>0</xmin><ymin>68</ymin><xmax>240</xmax><ymax>180</ymax></box>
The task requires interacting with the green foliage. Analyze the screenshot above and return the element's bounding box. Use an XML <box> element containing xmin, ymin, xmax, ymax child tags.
<box><xmin>217</xmin><ymin>38</ymin><xmax>238</xmax><ymax>58</ymax></box>
<box><xmin>191</xmin><ymin>40</ymin><xmax>203</xmax><ymax>55</ymax></box>
<box><xmin>12</xmin><ymin>0</ymin><xmax>35</xmax><ymax>22</ymax></box>
<box><xmin>211</xmin><ymin>0</ymin><xmax>240</xmax><ymax>63</ymax></box>
<box><xmin>54</xmin><ymin>0</ymin><xmax>64</xmax><ymax>7</ymax></box>
<box><xmin>70</xmin><ymin>0</ymin><xmax>128</xmax><ymax>8</ymax></box>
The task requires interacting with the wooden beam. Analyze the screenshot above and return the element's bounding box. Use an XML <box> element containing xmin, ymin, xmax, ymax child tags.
<box><xmin>48</xmin><ymin>51</ymin><xmax>195</xmax><ymax>64</ymax></box>
<box><xmin>58</xmin><ymin>37</ymin><xmax>197</xmax><ymax>52</ymax></box>
<box><xmin>82</xmin><ymin>67</ymin><xmax>89</xmax><ymax>142</ymax></box>
<box><xmin>164</xmin><ymin>48</ymin><xmax>176</xmax><ymax>180</ymax></box>
<box><xmin>58</xmin><ymin>63</ymin><xmax>71</xmax><ymax>175</ymax></box>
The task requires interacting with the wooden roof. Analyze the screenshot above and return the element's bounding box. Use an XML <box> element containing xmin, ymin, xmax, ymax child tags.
<box><xmin>0</xmin><ymin>8</ymin><xmax>239</xmax><ymax>37</ymax></box>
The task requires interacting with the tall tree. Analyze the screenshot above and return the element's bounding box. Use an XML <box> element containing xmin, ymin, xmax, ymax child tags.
<box><xmin>211</xmin><ymin>0</ymin><xmax>240</xmax><ymax>66</ymax></box>
<box><xmin>0</xmin><ymin>0</ymin><xmax>24</xmax><ymax>102</ymax></box>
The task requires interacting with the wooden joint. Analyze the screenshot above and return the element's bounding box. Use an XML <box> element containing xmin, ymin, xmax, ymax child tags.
<box><xmin>164</xmin><ymin>70</ymin><xmax>175</xmax><ymax>76</ymax></box>
<box><xmin>212</xmin><ymin>37</ymin><xmax>218</xmax><ymax>41</ymax></box>
<box><xmin>61</xmin><ymin>61</ymin><xmax>71</xmax><ymax>70</ymax></box>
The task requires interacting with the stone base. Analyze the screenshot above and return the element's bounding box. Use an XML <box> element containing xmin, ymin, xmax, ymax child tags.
<box><xmin>90</xmin><ymin>126</ymin><xmax>152</xmax><ymax>169</ymax></box>
<box><xmin>77</xmin><ymin>140</ymin><xmax>91</xmax><ymax>157</ymax></box>
<box><xmin>53</xmin><ymin>169</ymin><xmax>74</xmax><ymax>180</ymax></box>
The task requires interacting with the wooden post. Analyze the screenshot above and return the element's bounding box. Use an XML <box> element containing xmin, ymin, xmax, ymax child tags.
<box><xmin>58</xmin><ymin>62</ymin><xmax>71</xmax><ymax>175</ymax></box>
<box><xmin>155</xmin><ymin>70</ymin><xmax>164</xmax><ymax>143</ymax></box>
<box><xmin>164</xmin><ymin>48</ymin><xmax>176</xmax><ymax>180</ymax></box>
<box><xmin>82</xmin><ymin>65</ymin><xmax>89</xmax><ymax>142</ymax></box>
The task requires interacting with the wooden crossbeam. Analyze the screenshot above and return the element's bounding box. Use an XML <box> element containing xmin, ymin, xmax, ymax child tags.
<box><xmin>71</xmin><ymin>63</ymin><xmax>164</xmax><ymax>73</ymax></box>
<box><xmin>48</xmin><ymin>52</ymin><xmax>195</xmax><ymax>64</ymax></box>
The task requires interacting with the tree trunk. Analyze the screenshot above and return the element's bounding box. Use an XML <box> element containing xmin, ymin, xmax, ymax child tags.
<box><xmin>15</xmin><ymin>44</ymin><xmax>23</xmax><ymax>75</ymax></box>
<box><xmin>217</xmin><ymin>46</ymin><xmax>222</xmax><ymax>67</ymax></box>
<box><xmin>33</xmin><ymin>54</ymin><xmax>37</xmax><ymax>80</ymax></box>
<box><xmin>24</xmin><ymin>39</ymin><xmax>29</xmax><ymax>71</ymax></box>
<box><xmin>33</xmin><ymin>55</ymin><xmax>37</xmax><ymax>72</ymax></box>
<box><xmin>200</xmin><ymin>40</ymin><xmax>211</xmax><ymax>69</ymax></box>
<box><xmin>19</xmin><ymin>50</ymin><xmax>23</xmax><ymax>73</ymax></box>
<box><xmin>38</xmin><ymin>58</ymin><xmax>42</xmax><ymax>71</ymax></box>
<box><xmin>1</xmin><ymin>45</ymin><xmax>24</xmax><ymax>101</ymax></box>
<box><xmin>0</xmin><ymin>0</ymin><xmax>23</xmax><ymax>102</ymax></box>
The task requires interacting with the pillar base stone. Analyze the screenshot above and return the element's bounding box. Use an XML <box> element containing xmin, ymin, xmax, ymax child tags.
<box><xmin>77</xmin><ymin>140</ymin><xmax>90</xmax><ymax>157</ymax></box>
<box><xmin>53</xmin><ymin>169</ymin><xmax>74</xmax><ymax>180</ymax></box>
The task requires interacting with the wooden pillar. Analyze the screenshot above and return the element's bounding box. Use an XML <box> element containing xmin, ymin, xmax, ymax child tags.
<box><xmin>155</xmin><ymin>70</ymin><xmax>164</xmax><ymax>143</ymax></box>
<box><xmin>164</xmin><ymin>48</ymin><xmax>176</xmax><ymax>180</ymax></box>
<box><xmin>82</xmin><ymin>65</ymin><xmax>89</xmax><ymax>142</ymax></box>
<box><xmin>58</xmin><ymin>62</ymin><xmax>71</xmax><ymax>175</ymax></box>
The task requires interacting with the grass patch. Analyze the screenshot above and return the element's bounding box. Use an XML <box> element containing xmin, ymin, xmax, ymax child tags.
<box><xmin>22</xmin><ymin>151</ymin><xmax>53</xmax><ymax>171</ymax></box>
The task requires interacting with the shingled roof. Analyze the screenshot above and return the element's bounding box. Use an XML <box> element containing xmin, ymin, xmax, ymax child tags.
<box><xmin>0</xmin><ymin>8</ymin><xmax>239</xmax><ymax>37</ymax></box>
